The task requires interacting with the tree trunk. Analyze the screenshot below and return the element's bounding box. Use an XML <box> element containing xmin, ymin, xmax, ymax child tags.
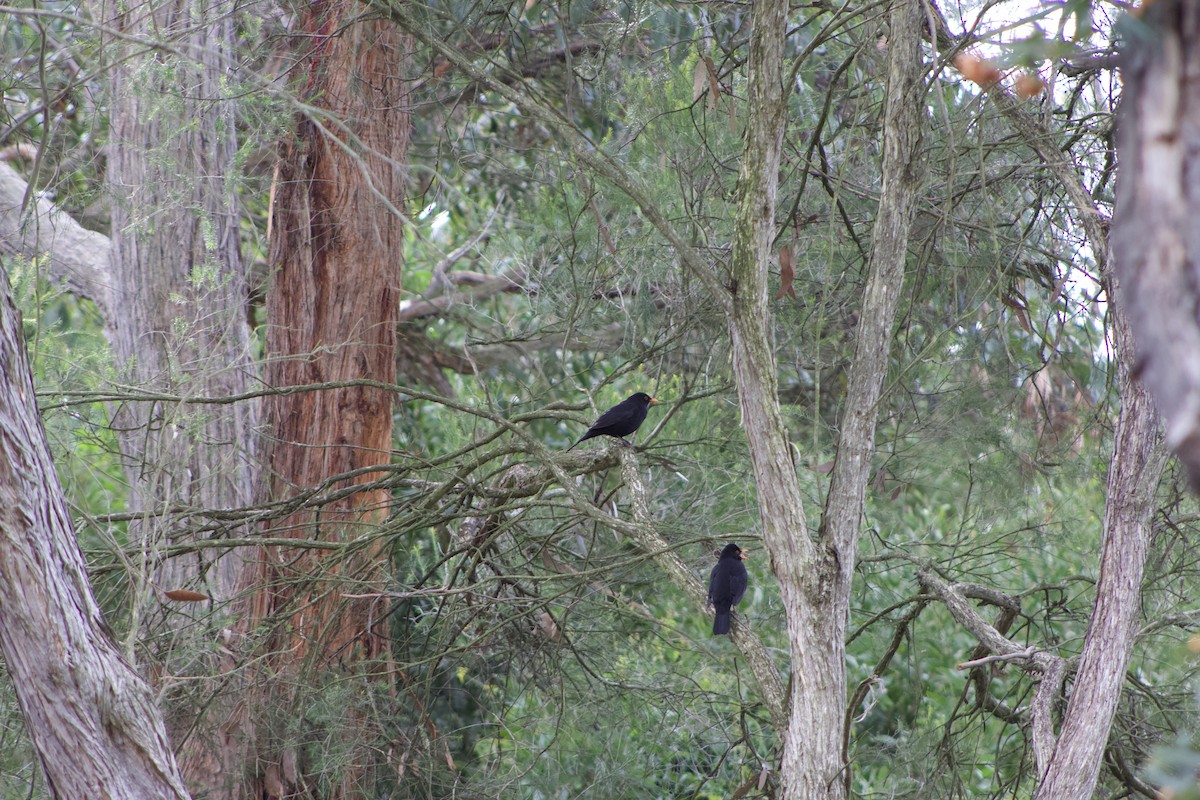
<box><xmin>724</xmin><ymin>0</ymin><xmax>833</xmax><ymax>792</ymax></box>
<box><xmin>1112</xmin><ymin>0</ymin><xmax>1200</xmax><ymax>488</ymax></box>
<box><xmin>248</xmin><ymin>4</ymin><xmax>409</xmax><ymax>796</ymax></box>
<box><xmin>0</xmin><ymin>263</ymin><xmax>191</xmax><ymax>800</ymax></box>
<box><xmin>1032</xmin><ymin>296</ymin><xmax>1165</xmax><ymax>797</ymax></box>
<box><xmin>1027</xmin><ymin>3</ymin><xmax>1178</xmax><ymax>793</ymax></box>
<box><xmin>94</xmin><ymin>2</ymin><xmax>261</xmax><ymax>792</ymax></box>
<box><xmin>98</xmin><ymin>0</ymin><xmax>259</xmax><ymax>604</ymax></box>
<box><xmin>725</xmin><ymin>1</ymin><xmax>924</xmax><ymax>797</ymax></box>
<box><xmin>928</xmin><ymin>6</ymin><xmax>1168</xmax><ymax>796</ymax></box>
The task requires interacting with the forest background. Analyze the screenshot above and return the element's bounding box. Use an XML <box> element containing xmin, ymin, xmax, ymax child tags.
<box><xmin>2</xmin><ymin>0</ymin><xmax>1200</xmax><ymax>798</ymax></box>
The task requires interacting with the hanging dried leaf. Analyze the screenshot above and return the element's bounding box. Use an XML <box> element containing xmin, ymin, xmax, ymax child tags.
<box><xmin>693</xmin><ymin>58</ymin><xmax>708</xmax><ymax>104</ymax></box>
<box><xmin>703</xmin><ymin>55</ymin><xmax>720</xmax><ymax>110</ymax></box>
<box><xmin>1015</xmin><ymin>72</ymin><xmax>1046</xmax><ymax>99</ymax></box>
<box><xmin>1001</xmin><ymin>289</ymin><xmax>1032</xmax><ymax>333</ymax></box>
<box><xmin>538</xmin><ymin>610</ymin><xmax>562</xmax><ymax>642</ymax></box>
<box><xmin>774</xmin><ymin>244</ymin><xmax>797</xmax><ymax>301</ymax></box>
<box><xmin>163</xmin><ymin>588</ymin><xmax>209</xmax><ymax>602</ymax></box>
<box><xmin>953</xmin><ymin>51</ymin><xmax>1001</xmax><ymax>88</ymax></box>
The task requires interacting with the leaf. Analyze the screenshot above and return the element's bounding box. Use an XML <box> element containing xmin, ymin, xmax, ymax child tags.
<box><xmin>1015</xmin><ymin>72</ymin><xmax>1045</xmax><ymax>99</ymax></box>
<box><xmin>953</xmin><ymin>51</ymin><xmax>1001</xmax><ymax>88</ymax></box>
<box><xmin>774</xmin><ymin>244</ymin><xmax>797</xmax><ymax>301</ymax></box>
<box><xmin>163</xmin><ymin>589</ymin><xmax>209</xmax><ymax>602</ymax></box>
<box><xmin>539</xmin><ymin>611</ymin><xmax>562</xmax><ymax>641</ymax></box>
<box><xmin>692</xmin><ymin>58</ymin><xmax>707</xmax><ymax>105</ymax></box>
<box><xmin>1001</xmin><ymin>289</ymin><xmax>1032</xmax><ymax>333</ymax></box>
<box><xmin>702</xmin><ymin>55</ymin><xmax>719</xmax><ymax>110</ymax></box>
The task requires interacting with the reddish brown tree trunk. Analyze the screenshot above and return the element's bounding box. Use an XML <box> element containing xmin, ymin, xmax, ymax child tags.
<box><xmin>250</xmin><ymin>4</ymin><xmax>409</xmax><ymax>796</ymax></box>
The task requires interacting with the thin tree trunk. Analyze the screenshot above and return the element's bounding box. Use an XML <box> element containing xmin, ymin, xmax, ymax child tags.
<box><xmin>926</xmin><ymin>5</ymin><xmax>1168</xmax><ymax>795</ymax></box>
<box><xmin>725</xmin><ymin>0</ymin><xmax>924</xmax><ymax>797</ymax></box>
<box><xmin>724</xmin><ymin>0</ymin><xmax>834</xmax><ymax>793</ymax></box>
<box><xmin>1027</xmin><ymin>3</ymin><xmax>1178</xmax><ymax>794</ymax></box>
<box><xmin>0</xmin><ymin>263</ymin><xmax>191</xmax><ymax>800</ymax></box>
<box><xmin>1033</xmin><ymin>298</ymin><xmax>1165</xmax><ymax>797</ymax></box>
<box><xmin>248</xmin><ymin>5</ymin><xmax>409</xmax><ymax>796</ymax></box>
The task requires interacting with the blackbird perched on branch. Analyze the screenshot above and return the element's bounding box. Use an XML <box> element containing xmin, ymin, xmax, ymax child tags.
<box><xmin>707</xmin><ymin>543</ymin><xmax>748</xmax><ymax>635</ymax></box>
<box><xmin>566</xmin><ymin>392</ymin><xmax>660</xmax><ymax>450</ymax></box>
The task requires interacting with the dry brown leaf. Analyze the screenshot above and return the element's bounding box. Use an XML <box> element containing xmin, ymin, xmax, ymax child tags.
<box><xmin>1001</xmin><ymin>291</ymin><xmax>1032</xmax><ymax>333</ymax></box>
<box><xmin>163</xmin><ymin>588</ymin><xmax>210</xmax><ymax>602</ymax></box>
<box><xmin>953</xmin><ymin>52</ymin><xmax>1001</xmax><ymax>88</ymax></box>
<box><xmin>1015</xmin><ymin>72</ymin><xmax>1046</xmax><ymax>99</ymax></box>
<box><xmin>539</xmin><ymin>611</ymin><xmax>562</xmax><ymax>642</ymax></box>
<box><xmin>693</xmin><ymin>58</ymin><xmax>708</xmax><ymax>104</ymax></box>
<box><xmin>775</xmin><ymin>245</ymin><xmax>797</xmax><ymax>301</ymax></box>
<box><xmin>703</xmin><ymin>55</ymin><xmax>720</xmax><ymax>110</ymax></box>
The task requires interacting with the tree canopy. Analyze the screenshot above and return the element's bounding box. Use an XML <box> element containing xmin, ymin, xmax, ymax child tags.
<box><xmin>2</xmin><ymin>0</ymin><xmax>1199</xmax><ymax>798</ymax></box>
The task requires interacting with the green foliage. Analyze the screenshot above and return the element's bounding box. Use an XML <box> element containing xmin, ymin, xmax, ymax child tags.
<box><xmin>6</xmin><ymin>0</ymin><xmax>1200</xmax><ymax>798</ymax></box>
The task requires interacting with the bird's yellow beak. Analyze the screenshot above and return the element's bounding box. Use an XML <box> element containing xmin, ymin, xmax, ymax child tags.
<box><xmin>739</xmin><ymin>549</ymin><xmax>749</xmax><ymax>560</ymax></box>
<box><xmin>649</xmin><ymin>397</ymin><xmax>660</xmax><ymax>405</ymax></box>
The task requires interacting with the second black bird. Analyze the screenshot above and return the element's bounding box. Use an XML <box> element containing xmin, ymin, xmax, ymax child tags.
<box><xmin>567</xmin><ymin>392</ymin><xmax>659</xmax><ymax>450</ymax></box>
<box><xmin>708</xmin><ymin>543</ymin><xmax>748</xmax><ymax>636</ymax></box>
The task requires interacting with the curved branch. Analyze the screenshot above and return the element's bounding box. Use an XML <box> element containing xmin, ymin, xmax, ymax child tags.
<box><xmin>617</xmin><ymin>447</ymin><xmax>788</xmax><ymax>729</ymax></box>
<box><xmin>0</xmin><ymin>162</ymin><xmax>112</xmax><ymax>316</ymax></box>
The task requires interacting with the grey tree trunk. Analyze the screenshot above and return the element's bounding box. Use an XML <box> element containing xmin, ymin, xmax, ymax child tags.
<box><xmin>1112</xmin><ymin>0</ymin><xmax>1200</xmax><ymax>487</ymax></box>
<box><xmin>726</xmin><ymin>1</ymin><xmax>923</xmax><ymax>797</ymax></box>
<box><xmin>928</xmin><ymin>5</ymin><xmax>1167</xmax><ymax>796</ymax></box>
<box><xmin>0</xmin><ymin>262</ymin><xmax>191</xmax><ymax>800</ymax></box>
<box><xmin>97</xmin><ymin>0</ymin><xmax>259</xmax><ymax>604</ymax></box>
<box><xmin>1032</xmin><ymin>299</ymin><xmax>1165</xmax><ymax>797</ymax></box>
<box><xmin>1024</xmin><ymin>2</ymin><xmax>1179</xmax><ymax>795</ymax></box>
<box><xmin>92</xmin><ymin>2</ymin><xmax>261</xmax><ymax>792</ymax></box>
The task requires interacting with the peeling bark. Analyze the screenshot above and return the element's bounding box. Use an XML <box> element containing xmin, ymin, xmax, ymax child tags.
<box><xmin>245</xmin><ymin>5</ymin><xmax>411</xmax><ymax>797</ymax></box>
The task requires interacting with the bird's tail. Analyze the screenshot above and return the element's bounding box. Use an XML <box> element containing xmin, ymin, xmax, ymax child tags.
<box><xmin>713</xmin><ymin>612</ymin><xmax>731</xmax><ymax>635</ymax></box>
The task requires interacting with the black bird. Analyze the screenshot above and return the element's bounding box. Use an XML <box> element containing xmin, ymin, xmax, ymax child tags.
<box><xmin>707</xmin><ymin>543</ymin><xmax>748</xmax><ymax>635</ymax></box>
<box><xmin>567</xmin><ymin>392</ymin><xmax>659</xmax><ymax>450</ymax></box>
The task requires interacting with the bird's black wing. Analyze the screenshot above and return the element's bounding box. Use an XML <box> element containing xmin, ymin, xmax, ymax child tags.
<box><xmin>590</xmin><ymin>398</ymin><xmax>645</xmax><ymax>437</ymax></box>
<box><xmin>729</xmin><ymin>562</ymin><xmax>748</xmax><ymax>607</ymax></box>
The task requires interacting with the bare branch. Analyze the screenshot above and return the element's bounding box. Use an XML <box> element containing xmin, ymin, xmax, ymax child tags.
<box><xmin>617</xmin><ymin>447</ymin><xmax>788</xmax><ymax>729</ymax></box>
<box><xmin>0</xmin><ymin>162</ymin><xmax>112</xmax><ymax>315</ymax></box>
